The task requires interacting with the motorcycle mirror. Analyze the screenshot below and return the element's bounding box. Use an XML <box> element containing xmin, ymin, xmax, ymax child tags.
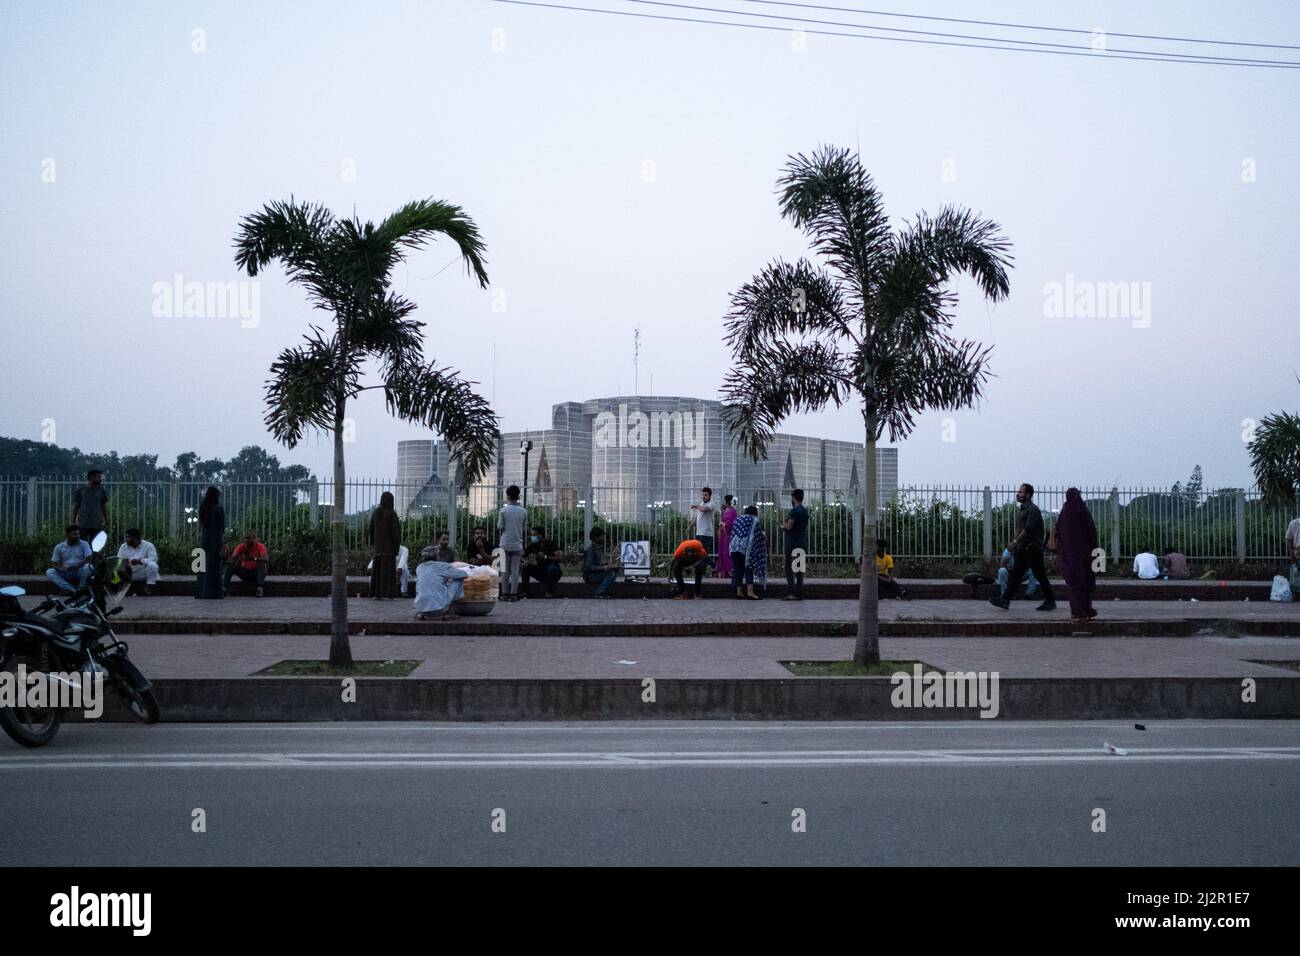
<box><xmin>0</xmin><ymin>585</ymin><xmax>26</xmax><ymax>597</ymax></box>
<box><xmin>91</xmin><ymin>531</ymin><xmax>108</xmax><ymax>553</ymax></box>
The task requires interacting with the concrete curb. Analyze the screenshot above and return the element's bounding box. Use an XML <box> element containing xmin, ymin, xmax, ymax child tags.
<box><xmin>110</xmin><ymin>618</ymin><xmax>1300</xmax><ymax>637</ymax></box>
<box><xmin>84</xmin><ymin>676</ymin><xmax>1300</xmax><ymax>722</ymax></box>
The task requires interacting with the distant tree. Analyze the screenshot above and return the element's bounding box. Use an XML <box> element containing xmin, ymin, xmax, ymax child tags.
<box><xmin>1170</xmin><ymin>481</ymin><xmax>1181</xmax><ymax>498</ymax></box>
<box><xmin>1184</xmin><ymin>465</ymin><xmax>1203</xmax><ymax>505</ymax></box>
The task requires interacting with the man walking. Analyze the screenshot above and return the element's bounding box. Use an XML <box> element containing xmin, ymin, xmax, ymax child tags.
<box><xmin>498</xmin><ymin>485</ymin><xmax>527</xmax><ymax>602</ymax></box>
<box><xmin>71</xmin><ymin>469</ymin><xmax>108</xmax><ymax>543</ymax></box>
<box><xmin>783</xmin><ymin>488</ymin><xmax>808</xmax><ymax>601</ymax></box>
<box><xmin>989</xmin><ymin>483</ymin><xmax>1056</xmax><ymax>611</ymax></box>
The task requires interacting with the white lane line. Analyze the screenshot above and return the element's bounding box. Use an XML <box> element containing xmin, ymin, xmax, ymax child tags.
<box><xmin>48</xmin><ymin>719</ymin><xmax>1296</xmax><ymax>732</ymax></box>
<box><xmin>3</xmin><ymin>748</ymin><xmax>1298</xmax><ymax>770</ymax></box>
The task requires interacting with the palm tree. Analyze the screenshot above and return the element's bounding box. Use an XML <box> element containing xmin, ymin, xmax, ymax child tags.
<box><xmin>234</xmin><ymin>198</ymin><xmax>499</xmax><ymax>667</ymax></box>
<box><xmin>721</xmin><ymin>146</ymin><xmax>1012</xmax><ymax>665</ymax></box>
<box><xmin>1247</xmin><ymin>385</ymin><xmax>1300</xmax><ymax>505</ymax></box>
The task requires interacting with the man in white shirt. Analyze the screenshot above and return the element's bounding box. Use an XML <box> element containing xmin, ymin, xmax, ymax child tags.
<box><xmin>689</xmin><ymin>486</ymin><xmax>715</xmax><ymax>568</ymax></box>
<box><xmin>1133</xmin><ymin>545</ymin><xmax>1161</xmax><ymax>580</ymax></box>
<box><xmin>117</xmin><ymin>528</ymin><xmax>159</xmax><ymax>594</ymax></box>
<box><xmin>1287</xmin><ymin>516</ymin><xmax>1300</xmax><ymax>561</ymax></box>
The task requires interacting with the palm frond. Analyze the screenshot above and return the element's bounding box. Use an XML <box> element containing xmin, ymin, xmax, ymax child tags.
<box><xmin>720</xmin><ymin>342</ymin><xmax>852</xmax><ymax>460</ymax></box>
<box><xmin>778</xmin><ymin>145</ymin><xmax>893</xmax><ymax>296</ymax></box>
<box><xmin>382</xmin><ymin>363</ymin><xmax>500</xmax><ymax>487</ymax></box>
<box><xmin>233</xmin><ymin>198</ymin><xmax>340</xmax><ymax>310</ymax></box>
<box><xmin>1248</xmin><ymin>409</ymin><xmax>1300</xmax><ymax>504</ymax></box>
<box><xmin>897</xmin><ymin>206</ymin><xmax>1013</xmax><ymax>302</ymax></box>
<box><xmin>263</xmin><ymin>330</ymin><xmax>341</xmax><ymax>447</ymax></box>
<box><xmin>723</xmin><ymin>258</ymin><xmax>854</xmax><ymax>357</ymax></box>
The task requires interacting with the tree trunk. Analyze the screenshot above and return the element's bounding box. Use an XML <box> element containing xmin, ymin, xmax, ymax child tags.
<box><xmin>328</xmin><ymin>403</ymin><xmax>352</xmax><ymax>668</ymax></box>
<box><xmin>854</xmin><ymin>413</ymin><xmax>880</xmax><ymax>666</ymax></box>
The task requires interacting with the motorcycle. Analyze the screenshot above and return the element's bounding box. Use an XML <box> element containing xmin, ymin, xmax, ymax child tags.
<box><xmin>0</xmin><ymin>531</ymin><xmax>159</xmax><ymax>747</ymax></box>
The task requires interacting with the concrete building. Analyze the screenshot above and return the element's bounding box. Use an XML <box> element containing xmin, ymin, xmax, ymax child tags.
<box><xmin>396</xmin><ymin>396</ymin><xmax>897</xmax><ymax>521</ymax></box>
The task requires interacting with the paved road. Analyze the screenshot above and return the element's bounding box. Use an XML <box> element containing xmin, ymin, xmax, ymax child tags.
<box><xmin>2</xmin><ymin>721</ymin><xmax>1296</xmax><ymax>865</ymax></box>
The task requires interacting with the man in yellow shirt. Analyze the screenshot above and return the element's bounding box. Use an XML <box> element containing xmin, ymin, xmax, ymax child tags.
<box><xmin>875</xmin><ymin>538</ymin><xmax>909</xmax><ymax>600</ymax></box>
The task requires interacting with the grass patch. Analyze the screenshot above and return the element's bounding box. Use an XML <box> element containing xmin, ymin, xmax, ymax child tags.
<box><xmin>782</xmin><ymin>659</ymin><xmax>934</xmax><ymax>677</ymax></box>
<box><xmin>256</xmin><ymin>659</ymin><xmax>422</xmax><ymax>677</ymax></box>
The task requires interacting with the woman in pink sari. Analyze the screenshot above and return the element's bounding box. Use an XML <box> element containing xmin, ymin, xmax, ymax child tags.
<box><xmin>716</xmin><ymin>495</ymin><xmax>737</xmax><ymax>577</ymax></box>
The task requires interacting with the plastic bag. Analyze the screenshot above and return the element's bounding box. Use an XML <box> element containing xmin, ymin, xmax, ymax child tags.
<box><xmin>1270</xmin><ymin>575</ymin><xmax>1293</xmax><ymax>602</ymax></box>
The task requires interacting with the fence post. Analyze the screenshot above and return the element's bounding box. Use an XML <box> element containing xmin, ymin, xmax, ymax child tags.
<box><xmin>851</xmin><ymin>501</ymin><xmax>861</xmax><ymax>560</ymax></box>
<box><xmin>169</xmin><ymin>481</ymin><xmax>180</xmax><ymax>536</ymax></box>
<box><xmin>982</xmin><ymin>486</ymin><xmax>993</xmax><ymax>559</ymax></box>
<box><xmin>1110</xmin><ymin>487</ymin><xmax>1120</xmax><ymax>565</ymax></box>
<box><xmin>1235</xmin><ymin>490</ymin><xmax>1246</xmax><ymax>562</ymax></box>
<box><xmin>446</xmin><ymin>475</ymin><xmax>458</xmax><ymax>546</ymax></box>
<box><xmin>583</xmin><ymin>482</ymin><xmax>593</xmax><ymax>545</ymax></box>
<box><xmin>309</xmin><ymin>479</ymin><xmax>319</xmax><ymax>527</ymax></box>
<box><xmin>26</xmin><ymin>477</ymin><xmax>38</xmax><ymax>536</ymax></box>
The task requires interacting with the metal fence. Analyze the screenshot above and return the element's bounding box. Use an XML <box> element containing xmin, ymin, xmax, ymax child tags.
<box><xmin>1</xmin><ymin>477</ymin><xmax>1294</xmax><ymax>568</ymax></box>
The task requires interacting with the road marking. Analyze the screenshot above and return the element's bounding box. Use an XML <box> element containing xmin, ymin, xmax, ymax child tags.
<box><xmin>3</xmin><ymin>747</ymin><xmax>1298</xmax><ymax>770</ymax></box>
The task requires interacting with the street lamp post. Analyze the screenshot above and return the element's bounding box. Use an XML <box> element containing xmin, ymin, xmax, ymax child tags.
<box><xmin>519</xmin><ymin>439</ymin><xmax>533</xmax><ymax>509</ymax></box>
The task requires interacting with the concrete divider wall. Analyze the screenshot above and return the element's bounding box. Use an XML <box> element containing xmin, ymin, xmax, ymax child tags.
<box><xmin>83</xmin><ymin>677</ymin><xmax>1300</xmax><ymax>723</ymax></box>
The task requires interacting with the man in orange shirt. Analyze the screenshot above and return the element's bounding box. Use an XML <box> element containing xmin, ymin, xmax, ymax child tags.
<box><xmin>223</xmin><ymin>531</ymin><xmax>270</xmax><ymax>597</ymax></box>
<box><xmin>670</xmin><ymin>539</ymin><xmax>709</xmax><ymax>600</ymax></box>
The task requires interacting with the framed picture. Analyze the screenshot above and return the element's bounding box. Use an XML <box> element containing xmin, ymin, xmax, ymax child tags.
<box><xmin>619</xmin><ymin>540</ymin><xmax>650</xmax><ymax>577</ymax></box>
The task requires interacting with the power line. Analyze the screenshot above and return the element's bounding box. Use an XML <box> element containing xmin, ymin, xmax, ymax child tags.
<box><xmin>489</xmin><ymin>0</ymin><xmax>1300</xmax><ymax>68</ymax></box>
<box><xmin>611</xmin><ymin>0</ymin><xmax>1300</xmax><ymax>65</ymax></box>
<box><xmin>737</xmin><ymin>0</ymin><xmax>1300</xmax><ymax>51</ymax></box>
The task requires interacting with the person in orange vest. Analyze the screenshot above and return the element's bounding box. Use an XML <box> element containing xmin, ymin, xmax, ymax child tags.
<box><xmin>670</xmin><ymin>539</ymin><xmax>709</xmax><ymax>600</ymax></box>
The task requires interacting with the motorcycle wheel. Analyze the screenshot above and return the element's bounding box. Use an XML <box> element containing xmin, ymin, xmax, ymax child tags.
<box><xmin>109</xmin><ymin>657</ymin><xmax>160</xmax><ymax>724</ymax></box>
<box><xmin>0</xmin><ymin>651</ymin><xmax>63</xmax><ymax>747</ymax></box>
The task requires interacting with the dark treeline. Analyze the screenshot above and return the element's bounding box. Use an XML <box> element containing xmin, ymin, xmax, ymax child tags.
<box><xmin>0</xmin><ymin>437</ymin><xmax>313</xmax><ymax>483</ymax></box>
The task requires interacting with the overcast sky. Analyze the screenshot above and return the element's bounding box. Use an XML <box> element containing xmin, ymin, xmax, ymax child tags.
<box><xmin>2</xmin><ymin>0</ymin><xmax>1296</xmax><ymax>491</ymax></box>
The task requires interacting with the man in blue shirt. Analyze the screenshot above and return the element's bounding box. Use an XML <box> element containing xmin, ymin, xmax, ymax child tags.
<box><xmin>47</xmin><ymin>525</ymin><xmax>94</xmax><ymax>593</ymax></box>
<box><xmin>782</xmin><ymin>488</ymin><xmax>809</xmax><ymax>601</ymax></box>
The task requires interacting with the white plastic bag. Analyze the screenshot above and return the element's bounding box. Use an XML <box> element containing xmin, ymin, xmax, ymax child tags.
<box><xmin>1270</xmin><ymin>575</ymin><xmax>1293</xmax><ymax>602</ymax></box>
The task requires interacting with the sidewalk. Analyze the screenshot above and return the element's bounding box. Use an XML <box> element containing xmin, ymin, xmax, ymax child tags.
<box><xmin>123</xmin><ymin>631</ymin><xmax>1300</xmax><ymax>680</ymax></box>
<box><xmin>62</xmin><ymin>594</ymin><xmax>1300</xmax><ymax>637</ymax></box>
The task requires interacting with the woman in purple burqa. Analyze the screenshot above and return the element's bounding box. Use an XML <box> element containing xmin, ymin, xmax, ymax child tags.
<box><xmin>1055</xmin><ymin>487</ymin><xmax>1098</xmax><ymax>624</ymax></box>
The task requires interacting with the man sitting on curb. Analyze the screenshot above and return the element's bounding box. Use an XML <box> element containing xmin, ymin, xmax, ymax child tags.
<box><xmin>582</xmin><ymin>527</ymin><xmax>620</xmax><ymax>598</ymax></box>
<box><xmin>117</xmin><ymin>527</ymin><xmax>159</xmax><ymax>595</ymax></box>
<box><xmin>670</xmin><ymin>539</ymin><xmax>709</xmax><ymax>600</ymax></box>
<box><xmin>522</xmin><ymin>525</ymin><xmax>563</xmax><ymax>598</ymax></box>
<box><xmin>875</xmin><ymin>538</ymin><xmax>910</xmax><ymax>600</ymax></box>
<box><xmin>223</xmin><ymin>532</ymin><xmax>269</xmax><ymax>597</ymax></box>
<box><xmin>47</xmin><ymin>525</ymin><xmax>93</xmax><ymax>594</ymax></box>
